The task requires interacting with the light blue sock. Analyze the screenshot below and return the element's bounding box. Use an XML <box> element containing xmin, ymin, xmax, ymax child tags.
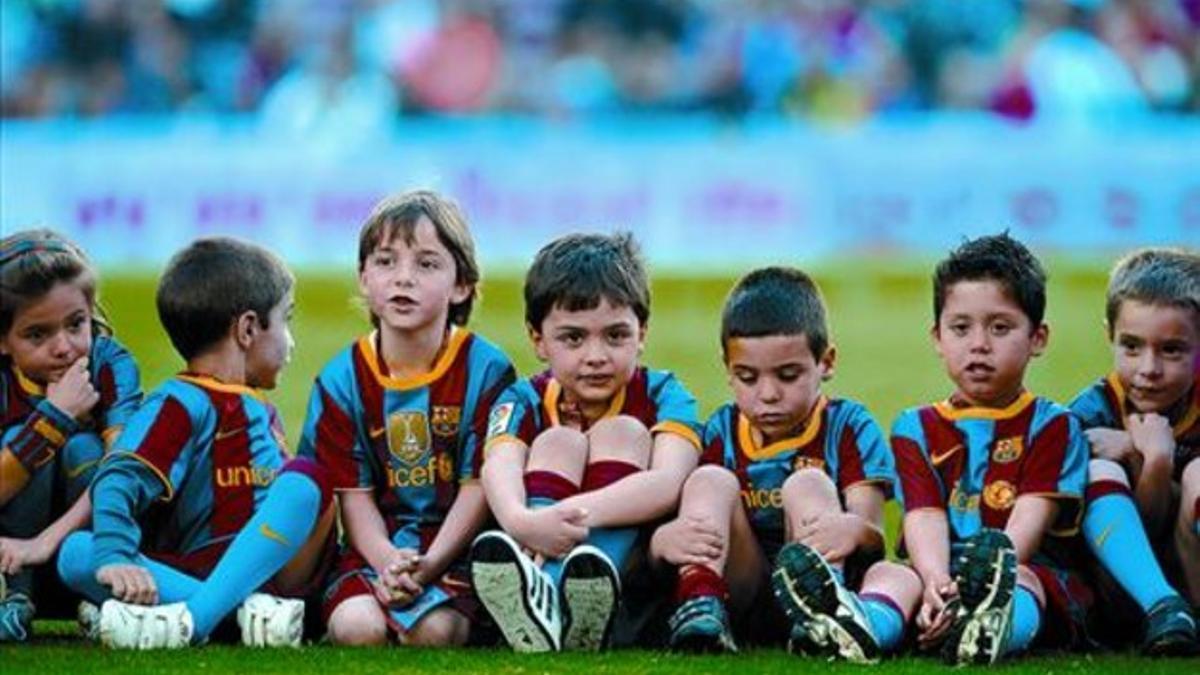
<box><xmin>584</xmin><ymin>526</ymin><xmax>637</xmax><ymax>574</ymax></box>
<box><xmin>860</xmin><ymin>596</ymin><xmax>904</xmax><ymax>651</ymax></box>
<box><xmin>526</xmin><ymin>495</ymin><xmax>566</xmax><ymax>584</ymax></box>
<box><xmin>57</xmin><ymin>531</ymin><xmax>201</xmax><ymax>604</ymax></box>
<box><xmin>1004</xmin><ymin>586</ymin><xmax>1041</xmax><ymax>655</ymax></box>
<box><xmin>1083</xmin><ymin>492</ymin><xmax>1177</xmax><ymax>612</ymax></box>
<box><xmin>184</xmin><ymin>471</ymin><xmax>321</xmax><ymax>640</ymax></box>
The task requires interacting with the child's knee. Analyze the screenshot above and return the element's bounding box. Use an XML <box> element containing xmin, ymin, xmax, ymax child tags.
<box><xmin>1087</xmin><ymin>458</ymin><xmax>1129</xmax><ymax>487</ymax></box>
<box><xmin>782</xmin><ymin>467</ymin><xmax>837</xmax><ymax>501</ymax></box>
<box><xmin>406</xmin><ymin>608</ymin><xmax>468</xmax><ymax>647</ymax></box>
<box><xmin>327</xmin><ymin>597</ymin><xmax>389</xmax><ymax>646</ymax></box>
<box><xmin>60</xmin><ymin>433</ymin><xmax>104</xmax><ymax>496</ymax></box>
<box><xmin>586</xmin><ymin>415</ymin><xmax>651</xmax><ymax>466</ymax></box>
<box><xmin>683</xmin><ymin>465</ymin><xmax>739</xmax><ymax>499</ymax></box>
<box><xmin>527</xmin><ymin>427</ymin><xmax>589</xmax><ymax>478</ymax></box>
<box><xmin>864</xmin><ymin>560</ymin><xmax>921</xmax><ymax>588</ymax></box>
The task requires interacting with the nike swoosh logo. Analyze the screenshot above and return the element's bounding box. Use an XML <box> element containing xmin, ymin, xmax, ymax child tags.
<box><xmin>1093</xmin><ymin>523</ymin><xmax>1115</xmax><ymax>549</ymax></box>
<box><xmin>368</xmin><ymin>426</ymin><xmax>386</xmax><ymax>439</ymax></box>
<box><xmin>931</xmin><ymin>444</ymin><xmax>963</xmax><ymax>465</ymax></box>
<box><xmin>66</xmin><ymin>459</ymin><xmax>99</xmax><ymax>480</ymax></box>
<box><xmin>259</xmin><ymin>522</ymin><xmax>290</xmax><ymax>546</ymax></box>
<box><xmin>215</xmin><ymin>427</ymin><xmax>246</xmax><ymax>442</ymax></box>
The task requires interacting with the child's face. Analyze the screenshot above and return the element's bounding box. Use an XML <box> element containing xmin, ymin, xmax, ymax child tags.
<box><xmin>531</xmin><ymin>297</ymin><xmax>645</xmax><ymax>409</ymax></box>
<box><xmin>1111</xmin><ymin>299</ymin><xmax>1199</xmax><ymax>414</ymax></box>
<box><xmin>245</xmin><ymin>290</ymin><xmax>294</xmax><ymax>390</ymax></box>
<box><xmin>0</xmin><ymin>281</ymin><xmax>92</xmax><ymax>385</ymax></box>
<box><xmin>725</xmin><ymin>333</ymin><xmax>833</xmax><ymax>443</ymax></box>
<box><xmin>359</xmin><ymin>216</ymin><xmax>470</xmax><ymax>336</ymax></box>
<box><xmin>933</xmin><ymin>280</ymin><xmax>1047</xmax><ymax>408</ymax></box>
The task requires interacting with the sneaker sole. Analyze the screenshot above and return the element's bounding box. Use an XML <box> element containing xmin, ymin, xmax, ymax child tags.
<box><xmin>771</xmin><ymin>544</ymin><xmax>879</xmax><ymax>664</ymax></box>
<box><xmin>671</xmin><ymin>629</ymin><xmax>737</xmax><ymax>654</ymax></box>
<box><xmin>561</xmin><ymin>549</ymin><xmax>619</xmax><ymax>651</ymax></box>
<box><xmin>951</xmin><ymin>532</ymin><xmax>1016</xmax><ymax>665</ymax></box>
<box><xmin>471</xmin><ymin>536</ymin><xmax>557</xmax><ymax>653</ymax></box>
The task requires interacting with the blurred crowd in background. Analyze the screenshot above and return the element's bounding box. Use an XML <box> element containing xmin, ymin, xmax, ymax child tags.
<box><xmin>1</xmin><ymin>0</ymin><xmax>1197</xmax><ymax>126</ymax></box>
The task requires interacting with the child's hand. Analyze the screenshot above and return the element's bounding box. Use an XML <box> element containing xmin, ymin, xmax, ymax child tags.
<box><xmin>376</xmin><ymin>548</ymin><xmax>422</xmax><ymax>605</ymax></box>
<box><xmin>794</xmin><ymin>513</ymin><xmax>862</xmax><ymax>564</ymax></box>
<box><xmin>46</xmin><ymin>357</ymin><xmax>99</xmax><ymax>420</ymax></box>
<box><xmin>97</xmin><ymin>563</ymin><xmax>159</xmax><ymax>605</ymax></box>
<box><xmin>517</xmin><ymin>504</ymin><xmax>589</xmax><ymax>559</ymax></box>
<box><xmin>1126</xmin><ymin>413</ymin><xmax>1176</xmax><ymax>462</ymax></box>
<box><xmin>1084</xmin><ymin>428</ymin><xmax>1135</xmax><ymax>463</ymax></box>
<box><xmin>0</xmin><ymin>536</ymin><xmax>54</xmax><ymax>574</ymax></box>
<box><xmin>916</xmin><ymin>576</ymin><xmax>958</xmax><ymax>649</ymax></box>
<box><xmin>650</xmin><ymin>516</ymin><xmax>723</xmax><ymax>566</ymax></box>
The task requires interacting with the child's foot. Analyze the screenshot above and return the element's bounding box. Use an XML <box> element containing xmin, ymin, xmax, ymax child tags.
<box><xmin>78</xmin><ymin>600</ymin><xmax>101</xmax><ymax>641</ymax></box>
<box><xmin>667</xmin><ymin>595</ymin><xmax>737</xmax><ymax>653</ymax></box>
<box><xmin>237</xmin><ymin>593</ymin><xmax>305</xmax><ymax>647</ymax></box>
<box><xmin>99</xmin><ymin>599</ymin><xmax>194</xmax><ymax>649</ymax></box>
<box><xmin>560</xmin><ymin>544</ymin><xmax>620</xmax><ymax>651</ymax></box>
<box><xmin>943</xmin><ymin>529</ymin><xmax>1016</xmax><ymax>665</ymax></box>
<box><xmin>1141</xmin><ymin>595</ymin><xmax>1198</xmax><ymax>657</ymax></box>
<box><xmin>470</xmin><ymin>531</ymin><xmax>562</xmax><ymax>652</ymax></box>
<box><xmin>0</xmin><ymin>592</ymin><xmax>34</xmax><ymax>643</ymax></box>
<box><xmin>771</xmin><ymin>542</ymin><xmax>879</xmax><ymax>664</ymax></box>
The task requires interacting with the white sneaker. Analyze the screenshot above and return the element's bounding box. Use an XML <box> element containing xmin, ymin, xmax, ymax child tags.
<box><xmin>237</xmin><ymin>593</ymin><xmax>305</xmax><ymax>647</ymax></box>
<box><xmin>560</xmin><ymin>544</ymin><xmax>620</xmax><ymax>651</ymax></box>
<box><xmin>471</xmin><ymin>530</ymin><xmax>562</xmax><ymax>652</ymax></box>
<box><xmin>99</xmin><ymin>600</ymin><xmax>194</xmax><ymax>649</ymax></box>
<box><xmin>78</xmin><ymin>600</ymin><xmax>101</xmax><ymax>641</ymax></box>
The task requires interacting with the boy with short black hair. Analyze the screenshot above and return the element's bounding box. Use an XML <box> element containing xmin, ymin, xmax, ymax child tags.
<box><xmin>890</xmin><ymin>233</ymin><xmax>1089</xmax><ymax>664</ymax></box>
<box><xmin>650</xmin><ymin>266</ymin><xmax>912</xmax><ymax>662</ymax></box>
<box><xmin>1069</xmin><ymin>247</ymin><xmax>1199</xmax><ymax>652</ymax></box>
<box><xmin>57</xmin><ymin>237</ymin><xmax>334</xmax><ymax>649</ymax></box>
<box><xmin>472</xmin><ymin>232</ymin><xmax>702</xmax><ymax>652</ymax></box>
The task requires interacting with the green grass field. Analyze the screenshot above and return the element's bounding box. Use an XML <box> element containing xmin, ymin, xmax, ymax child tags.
<box><xmin>5</xmin><ymin>261</ymin><xmax>1194</xmax><ymax>672</ymax></box>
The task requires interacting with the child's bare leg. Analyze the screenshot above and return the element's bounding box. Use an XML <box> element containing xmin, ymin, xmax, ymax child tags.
<box><xmin>782</xmin><ymin>468</ymin><xmax>844</xmax><ymax>566</ymax></box>
<box><xmin>723</xmin><ymin>488</ymin><xmax>768</xmax><ymax>615</ymax></box>
<box><xmin>327</xmin><ymin>595</ymin><xmax>389</xmax><ymax>646</ymax></box>
<box><xmin>1174</xmin><ymin>457</ymin><xmax>1200</xmax><ymax>605</ymax></box>
<box><xmin>577</xmin><ymin>416</ymin><xmax>651</xmax><ymax>567</ymax></box>
<box><xmin>403</xmin><ymin>607</ymin><xmax>470</xmax><ymax>647</ymax></box>
<box><xmin>275</xmin><ymin>503</ymin><xmax>337</xmax><ymax>591</ymax></box>
<box><xmin>527</xmin><ymin>426</ymin><xmax>589</xmax><ymax>488</ymax></box>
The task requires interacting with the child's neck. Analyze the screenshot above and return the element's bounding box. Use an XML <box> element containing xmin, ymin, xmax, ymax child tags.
<box><xmin>950</xmin><ymin>387</ymin><xmax>1025</xmax><ymax>410</ymax></box>
<box><xmin>187</xmin><ymin>342</ymin><xmax>246</xmax><ymax>385</ymax></box>
<box><xmin>378</xmin><ymin>324</ymin><xmax>450</xmax><ymax>380</ymax></box>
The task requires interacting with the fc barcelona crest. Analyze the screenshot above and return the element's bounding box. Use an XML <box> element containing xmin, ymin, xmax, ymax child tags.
<box><xmin>991</xmin><ymin>436</ymin><xmax>1024</xmax><ymax>464</ymax></box>
<box><xmin>387</xmin><ymin>411</ymin><xmax>430</xmax><ymax>464</ymax></box>
<box><xmin>983</xmin><ymin>480</ymin><xmax>1016</xmax><ymax>510</ymax></box>
<box><xmin>431</xmin><ymin>406</ymin><xmax>462</xmax><ymax>437</ymax></box>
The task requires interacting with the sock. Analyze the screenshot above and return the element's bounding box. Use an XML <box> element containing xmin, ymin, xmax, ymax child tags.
<box><xmin>57</xmin><ymin>531</ymin><xmax>201</xmax><ymax>604</ymax></box>
<box><xmin>580</xmin><ymin>460</ymin><xmax>640</xmax><ymax>572</ymax></box>
<box><xmin>1004</xmin><ymin>585</ymin><xmax>1041</xmax><ymax>655</ymax></box>
<box><xmin>184</xmin><ymin>467</ymin><xmax>325</xmax><ymax>640</ymax></box>
<box><xmin>675</xmin><ymin>564</ymin><xmax>727</xmax><ymax>603</ymax></box>
<box><xmin>1083</xmin><ymin>482</ymin><xmax>1177</xmax><ymax>612</ymax></box>
<box><xmin>524</xmin><ymin>470</ymin><xmax>579</xmax><ymax>585</ymax></box>
<box><xmin>859</xmin><ymin>593</ymin><xmax>904</xmax><ymax>651</ymax></box>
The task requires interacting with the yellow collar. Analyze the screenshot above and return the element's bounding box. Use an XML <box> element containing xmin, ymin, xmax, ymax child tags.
<box><xmin>177</xmin><ymin>373</ymin><xmax>267</xmax><ymax>401</ymax></box>
<box><xmin>737</xmin><ymin>396</ymin><xmax>828</xmax><ymax>461</ymax></box>
<box><xmin>542</xmin><ymin>377</ymin><xmax>627</xmax><ymax>428</ymax></box>
<box><xmin>12</xmin><ymin>366</ymin><xmax>45</xmax><ymax>397</ymax></box>
<box><xmin>357</xmin><ymin>327</ymin><xmax>468</xmax><ymax>391</ymax></box>
<box><xmin>934</xmin><ymin>390</ymin><xmax>1035</xmax><ymax>421</ymax></box>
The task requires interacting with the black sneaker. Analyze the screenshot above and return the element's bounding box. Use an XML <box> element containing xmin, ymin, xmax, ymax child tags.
<box><xmin>1142</xmin><ymin>595</ymin><xmax>1198</xmax><ymax>657</ymax></box>
<box><xmin>560</xmin><ymin>544</ymin><xmax>620</xmax><ymax>651</ymax></box>
<box><xmin>943</xmin><ymin>529</ymin><xmax>1017</xmax><ymax>665</ymax></box>
<box><xmin>470</xmin><ymin>531</ymin><xmax>561</xmax><ymax>652</ymax></box>
<box><xmin>667</xmin><ymin>595</ymin><xmax>737</xmax><ymax>653</ymax></box>
<box><xmin>771</xmin><ymin>542</ymin><xmax>880</xmax><ymax>664</ymax></box>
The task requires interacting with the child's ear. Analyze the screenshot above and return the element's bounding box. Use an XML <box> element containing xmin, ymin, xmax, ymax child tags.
<box><xmin>528</xmin><ymin>323</ymin><xmax>548</xmax><ymax>362</ymax></box>
<box><xmin>450</xmin><ymin>282</ymin><xmax>472</xmax><ymax>306</ymax></box>
<box><xmin>234</xmin><ymin>311</ymin><xmax>259</xmax><ymax>350</ymax></box>
<box><xmin>637</xmin><ymin>322</ymin><xmax>647</xmax><ymax>355</ymax></box>
<box><xmin>819</xmin><ymin>343</ymin><xmax>837</xmax><ymax>381</ymax></box>
<box><xmin>1031</xmin><ymin>322</ymin><xmax>1050</xmax><ymax>357</ymax></box>
<box><xmin>929</xmin><ymin>323</ymin><xmax>944</xmax><ymax>358</ymax></box>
